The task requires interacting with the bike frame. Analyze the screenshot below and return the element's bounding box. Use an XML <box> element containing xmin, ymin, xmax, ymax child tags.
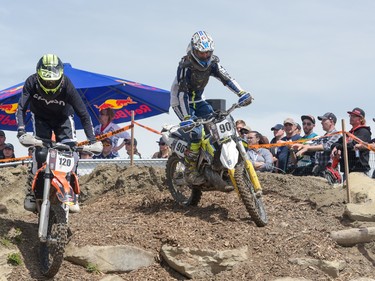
<box><xmin>35</xmin><ymin>148</ymin><xmax>77</xmax><ymax>241</ymax></box>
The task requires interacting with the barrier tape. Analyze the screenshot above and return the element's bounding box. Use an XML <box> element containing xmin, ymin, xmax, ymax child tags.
<box><xmin>346</xmin><ymin>131</ymin><xmax>375</xmax><ymax>152</ymax></box>
<box><xmin>77</xmin><ymin>124</ymin><xmax>133</xmax><ymax>146</ymax></box>
<box><xmin>2</xmin><ymin>129</ymin><xmax>373</xmax><ymax>164</ymax></box>
<box><xmin>248</xmin><ymin>131</ymin><xmax>343</xmax><ymax>150</ymax></box>
<box><xmin>0</xmin><ymin>156</ymin><xmax>31</xmax><ymax>163</ymax></box>
<box><xmin>133</xmin><ymin>121</ymin><xmax>162</xmax><ymax>135</ymax></box>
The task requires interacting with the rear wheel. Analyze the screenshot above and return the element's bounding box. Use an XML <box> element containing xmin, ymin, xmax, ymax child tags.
<box><xmin>166</xmin><ymin>154</ymin><xmax>202</xmax><ymax>206</ymax></box>
<box><xmin>40</xmin><ymin>204</ymin><xmax>68</xmax><ymax>278</ymax></box>
<box><xmin>234</xmin><ymin>164</ymin><xmax>268</xmax><ymax>227</ymax></box>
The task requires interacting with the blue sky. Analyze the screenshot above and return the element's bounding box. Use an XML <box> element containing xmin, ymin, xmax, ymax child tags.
<box><xmin>1</xmin><ymin>1</ymin><xmax>375</xmax><ymax>158</ymax></box>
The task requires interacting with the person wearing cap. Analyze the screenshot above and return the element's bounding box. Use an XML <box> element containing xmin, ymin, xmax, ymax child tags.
<box><xmin>290</xmin><ymin>115</ymin><xmax>319</xmax><ymax>175</ymax></box>
<box><xmin>79</xmin><ymin>150</ymin><xmax>93</xmax><ymax>159</ymax></box>
<box><xmin>270</xmin><ymin>124</ymin><xmax>284</xmax><ymax>160</ymax></box>
<box><xmin>293</xmin><ymin>112</ymin><xmax>341</xmax><ymax>177</ymax></box>
<box><xmin>239</xmin><ymin>125</ymin><xmax>252</xmax><ymax>140</ymax></box>
<box><xmin>93</xmin><ymin>138</ymin><xmax>118</xmax><ymax>159</ymax></box>
<box><xmin>276</xmin><ymin>118</ymin><xmax>301</xmax><ymax>173</ymax></box>
<box><xmin>331</xmin><ymin>107</ymin><xmax>372</xmax><ymax>176</ymax></box>
<box><xmin>94</xmin><ymin>108</ymin><xmax>131</xmax><ymax>157</ymax></box>
<box><xmin>300</xmin><ymin>115</ymin><xmax>318</xmax><ymax>140</ymax></box>
<box><xmin>152</xmin><ymin>137</ymin><xmax>172</xmax><ymax>159</ymax></box>
<box><xmin>124</xmin><ymin>138</ymin><xmax>142</xmax><ymax>159</ymax></box>
<box><xmin>0</xmin><ymin>143</ymin><xmax>16</xmax><ymax>160</ymax></box>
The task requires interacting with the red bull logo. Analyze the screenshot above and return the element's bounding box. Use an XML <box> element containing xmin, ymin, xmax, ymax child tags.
<box><xmin>0</xmin><ymin>103</ymin><xmax>18</xmax><ymax>114</ymax></box>
<box><xmin>94</xmin><ymin>97</ymin><xmax>137</xmax><ymax>111</ymax></box>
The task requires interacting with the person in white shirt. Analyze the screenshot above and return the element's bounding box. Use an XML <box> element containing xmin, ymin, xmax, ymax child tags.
<box><xmin>94</xmin><ymin>108</ymin><xmax>130</xmax><ymax>157</ymax></box>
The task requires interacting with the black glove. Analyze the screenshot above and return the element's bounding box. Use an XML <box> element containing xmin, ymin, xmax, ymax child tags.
<box><xmin>17</xmin><ymin>128</ymin><xmax>26</xmax><ymax>139</ymax></box>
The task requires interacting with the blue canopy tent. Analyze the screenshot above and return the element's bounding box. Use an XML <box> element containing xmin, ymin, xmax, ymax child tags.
<box><xmin>0</xmin><ymin>63</ymin><xmax>170</xmax><ymax>131</ymax></box>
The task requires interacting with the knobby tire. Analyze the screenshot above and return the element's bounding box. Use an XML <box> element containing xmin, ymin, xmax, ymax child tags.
<box><xmin>166</xmin><ymin>154</ymin><xmax>202</xmax><ymax>206</ymax></box>
<box><xmin>234</xmin><ymin>164</ymin><xmax>268</xmax><ymax>227</ymax></box>
<box><xmin>40</xmin><ymin>204</ymin><xmax>68</xmax><ymax>278</ymax></box>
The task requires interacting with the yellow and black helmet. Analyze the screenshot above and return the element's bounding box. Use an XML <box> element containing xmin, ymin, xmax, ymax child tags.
<box><xmin>36</xmin><ymin>54</ymin><xmax>64</xmax><ymax>95</ymax></box>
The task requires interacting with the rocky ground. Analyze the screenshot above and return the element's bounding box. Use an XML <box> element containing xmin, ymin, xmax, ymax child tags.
<box><xmin>0</xmin><ymin>164</ymin><xmax>374</xmax><ymax>280</ymax></box>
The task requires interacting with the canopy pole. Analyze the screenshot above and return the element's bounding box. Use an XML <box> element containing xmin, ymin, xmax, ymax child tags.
<box><xmin>341</xmin><ymin>119</ymin><xmax>351</xmax><ymax>203</ymax></box>
<box><xmin>130</xmin><ymin>110</ymin><xmax>135</xmax><ymax>166</ymax></box>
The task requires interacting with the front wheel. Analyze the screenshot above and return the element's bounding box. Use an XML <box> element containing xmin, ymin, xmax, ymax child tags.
<box><xmin>166</xmin><ymin>154</ymin><xmax>202</xmax><ymax>206</ymax></box>
<box><xmin>234</xmin><ymin>164</ymin><xmax>268</xmax><ymax>227</ymax></box>
<box><xmin>39</xmin><ymin>204</ymin><xmax>68</xmax><ymax>278</ymax></box>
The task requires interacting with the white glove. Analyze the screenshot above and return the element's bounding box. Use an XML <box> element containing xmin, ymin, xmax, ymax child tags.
<box><xmin>83</xmin><ymin>141</ymin><xmax>103</xmax><ymax>155</ymax></box>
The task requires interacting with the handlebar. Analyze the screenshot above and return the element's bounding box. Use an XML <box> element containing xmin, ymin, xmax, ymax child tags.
<box><xmin>18</xmin><ymin>134</ymin><xmax>102</xmax><ymax>154</ymax></box>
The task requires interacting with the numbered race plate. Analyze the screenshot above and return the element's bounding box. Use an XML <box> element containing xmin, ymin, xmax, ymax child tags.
<box><xmin>216</xmin><ymin>118</ymin><xmax>235</xmax><ymax>140</ymax></box>
<box><xmin>173</xmin><ymin>139</ymin><xmax>188</xmax><ymax>158</ymax></box>
<box><xmin>48</xmin><ymin>149</ymin><xmax>75</xmax><ymax>173</ymax></box>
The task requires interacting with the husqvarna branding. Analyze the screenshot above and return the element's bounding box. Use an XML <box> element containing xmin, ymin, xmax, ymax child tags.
<box><xmin>33</xmin><ymin>94</ymin><xmax>66</xmax><ymax>106</ymax></box>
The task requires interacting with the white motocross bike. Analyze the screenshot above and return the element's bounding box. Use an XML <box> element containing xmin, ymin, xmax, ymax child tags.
<box><xmin>162</xmin><ymin>96</ymin><xmax>268</xmax><ymax>227</ymax></box>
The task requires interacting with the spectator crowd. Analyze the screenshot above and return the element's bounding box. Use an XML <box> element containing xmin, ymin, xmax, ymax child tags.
<box><xmin>1</xmin><ymin>107</ymin><xmax>375</xmax><ymax>182</ymax></box>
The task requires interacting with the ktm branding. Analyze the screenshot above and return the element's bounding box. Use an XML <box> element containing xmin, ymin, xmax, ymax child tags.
<box><xmin>33</xmin><ymin>94</ymin><xmax>66</xmax><ymax>106</ymax></box>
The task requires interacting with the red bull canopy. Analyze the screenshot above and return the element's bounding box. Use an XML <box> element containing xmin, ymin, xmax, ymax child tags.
<box><xmin>0</xmin><ymin>63</ymin><xmax>170</xmax><ymax>131</ymax></box>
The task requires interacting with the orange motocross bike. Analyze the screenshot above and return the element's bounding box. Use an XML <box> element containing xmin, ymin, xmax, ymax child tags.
<box><xmin>19</xmin><ymin>134</ymin><xmax>100</xmax><ymax>278</ymax></box>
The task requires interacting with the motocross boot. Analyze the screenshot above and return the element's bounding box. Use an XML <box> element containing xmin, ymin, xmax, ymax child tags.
<box><xmin>24</xmin><ymin>173</ymin><xmax>36</xmax><ymax>212</ymax></box>
<box><xmin>184</xmin><ymin>146</ymin><xmax>205</xmax><ymax>186</ymax></box>
<box><xmin>69</xmin><ymin>195</ymin><xmax>80</xmax><ymax>213</ymax></box>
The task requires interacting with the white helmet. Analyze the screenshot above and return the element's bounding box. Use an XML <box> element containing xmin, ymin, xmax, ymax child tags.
<box><xmin>188</xmin><ymin>31</ymin><xmax>215</xmax><ymax>69</ymax></box>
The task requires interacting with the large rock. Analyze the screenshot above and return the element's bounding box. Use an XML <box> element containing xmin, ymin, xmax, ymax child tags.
<box><xmin>289</xmin><ymin>257</ymin><xmax>346</xmax><ymax>278</ymax></box>
<box><xmin>344</xmin><ymin>203</ymin><xmax>375</xmax><ymax>221</ymax></box>
<box><xmin>161</xmin><ymin>244</ymin><xmax>248</xmax><ymax>279</ymax></box>
<box><xmin>65</xmin><ymin>243</ymin><xmax>154</xmax><ymax>273</ymax></box>
<box><xmin>348</xmin><ymin>173</ymin><xmax>375</xmax><ymax>203</ymax></box>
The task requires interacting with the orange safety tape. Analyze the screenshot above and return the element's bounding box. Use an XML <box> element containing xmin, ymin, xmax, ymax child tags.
<box><xmin>77</xmin><ymin>124</ymin><xmax>133</xmax><ymax>146</ymax></box>
<box><xmin>248</xmin><ymin>131</ymin><xmax>344</xmax><ymax>149</ymax></box>
<box><xmin>0</xmin><ymin>156</ymin><xmax>31</xmax><ymax>163</ymax></box>
<box><xmin>346</xmin><ymin>131</ymin><xmax>375</xmax><ymax>152</ymax></box>
<box><xmin>133</xmin><ymin>121</ymin><xmax>161</xmax><ymax>135</ymax></box>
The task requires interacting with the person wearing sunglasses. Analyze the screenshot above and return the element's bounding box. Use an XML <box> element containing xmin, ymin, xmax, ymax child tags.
<box><xmin>152</xmin><ymin>137</ymin><xmax>172</xmax><ymax>159</ymax></box>
<box><xmin>93</xmin><ymin>138</ymin><xmax>118</xmax><ymax>159</ymax></box>
<box><xmin>331</xmin><ymin>107</ymin><xmax>371</xmax><ymax>177</ymax></box>
<box><xmin>291</xmin><ymin>115</ymin><xmax>319</xmax><ymax>176</ymax></box>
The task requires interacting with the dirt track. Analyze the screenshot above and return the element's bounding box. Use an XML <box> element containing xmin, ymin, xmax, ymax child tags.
<box><xmin>1</xmin><ymin>165</ymin><xmax>375</xmax><ymax>280</ymax></box>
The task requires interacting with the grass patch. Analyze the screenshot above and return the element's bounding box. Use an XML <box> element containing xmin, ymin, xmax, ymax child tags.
<box><xmin>0</xmin><ymin>238</ymin><xmax>12</xmax><ymax>247</ymax></box>
<box><xmin>86</xmin><ymin>262</ymin><xmax>100</xmax><ymax>274</ymax></box>
<box><xmin>7</xmin><ymin>253</ymin><xmax>22</xmax><ymax>266</ymax></box>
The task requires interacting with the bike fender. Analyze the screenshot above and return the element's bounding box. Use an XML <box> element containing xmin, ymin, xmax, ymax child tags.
<box><xmin>220</xmin><ymin>141</ymin><xmax>239</xmax><ymax>169</ymax></box>
<box><xmin>51</xmin><ymin>171</ymin><xmax>75</xmax><ymax>205</ymax></box>
<box><xmin>31</xmin><ymin>165</ymin><xmax>46</xmax><ymax>192</ymax></box>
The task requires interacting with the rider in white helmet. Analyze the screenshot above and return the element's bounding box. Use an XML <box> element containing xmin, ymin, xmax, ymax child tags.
<box><xmin>170</xmin><ymin>31</ymin><xmax>252</xmax><ymax>185</ymax></box>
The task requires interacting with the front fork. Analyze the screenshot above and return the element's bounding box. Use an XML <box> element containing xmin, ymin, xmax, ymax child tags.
<box><xmin>39</xmin><ymin>170</ymin><xmax>52</xmax><ymax>242</ymax></box>
<box><xmin>228</xmin><ymin>141</ymin><xmax>262</xmax><ymax>193</ymax></box>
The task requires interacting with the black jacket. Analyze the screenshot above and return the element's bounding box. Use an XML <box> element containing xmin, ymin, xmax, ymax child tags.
<box><xmin>16</xmin><ymin>74</ymin><xmax>96</xmax><ymax>142</ymax></box>
<box><xmin>331</xmin><ymin>125</ymin><xmax>372</xmax><ymax>172</ymax></box>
